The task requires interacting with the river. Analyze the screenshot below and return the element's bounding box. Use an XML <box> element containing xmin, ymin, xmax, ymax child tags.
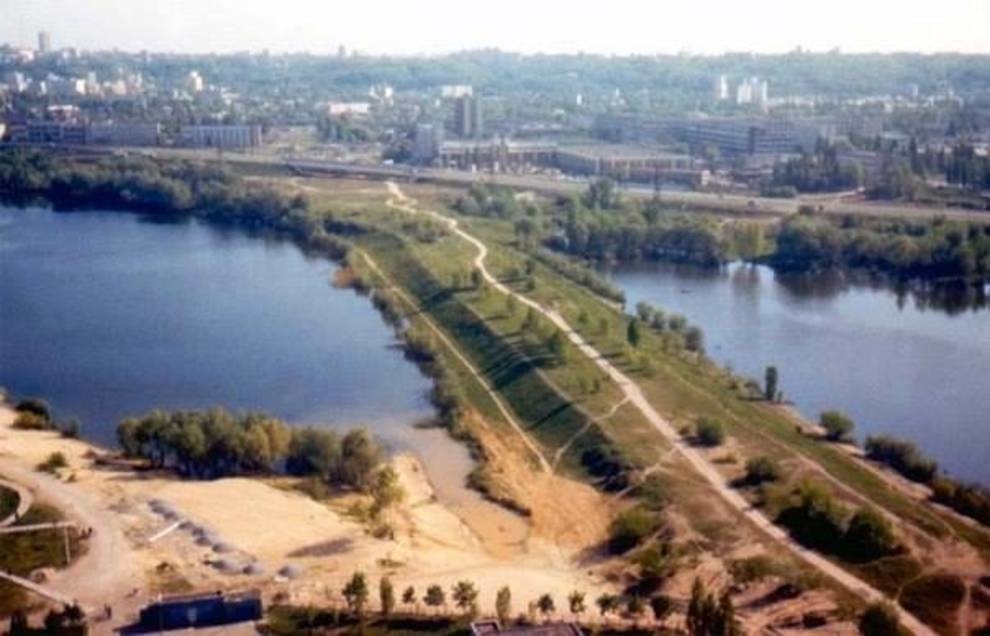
<box><xmin>608</xmin><ymin>261</ymin><xmax>990</xmax><ymax>485</ymax></box>
<box><xmin>0</xmin><ymin>205</ymin><xmax>482</xmax><ymax>499</ymax></box>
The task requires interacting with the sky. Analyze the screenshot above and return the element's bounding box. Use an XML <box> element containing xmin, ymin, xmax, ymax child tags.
<box><xmin>2</xmin><ymin>0</ymin><xmax>988</xmax><ymax>56</ymax></box>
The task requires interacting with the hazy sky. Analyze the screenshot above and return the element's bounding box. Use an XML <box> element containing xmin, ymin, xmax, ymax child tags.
<box><xmin>2</xmin><ymin>0</ymin><xmax>988</xmax><ymax>56</ymax></box>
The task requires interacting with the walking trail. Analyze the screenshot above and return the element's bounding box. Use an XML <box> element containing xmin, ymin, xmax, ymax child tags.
<box><xmin>383</xmin><ymin>181</ymin><xmax>934</xmax><ymax>636</ymax></box>
<box><xmin>0</xmin><ymin>477</ymin><xmax>33</xmax><ymax>527</ymax></box>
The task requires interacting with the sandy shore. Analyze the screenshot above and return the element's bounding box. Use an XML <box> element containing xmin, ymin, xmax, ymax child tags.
<box><xmin>0</xmin><ymin>403</ymin><xmax>619</xmax><ymax>631</ymax></box>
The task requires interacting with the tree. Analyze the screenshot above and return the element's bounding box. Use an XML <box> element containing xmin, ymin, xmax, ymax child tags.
<box><xmin>626</xmin><ymin>319</ymin><xmax>641</xmax><ymax>348</ymax></box>
<box><xmin>650</xmin><ymin>595</ymin><xmax>673</xmax><ymax>627</ymax></box>
<box><xmin>424</xmin><ymin>584</ymin><xmax>445</xmax><ymax>614</ymax></box>
<box><xmin>451</xmin><ymin>580</ymin><xmax>479</xmax><ymax>617</ymax></box>
<box><xmin>536</xmin><ymin>594</ymin><xmax>555</xmax><ymax>622</ymax></box>
<box><xmin>402</xmin><ymin>585</ymin><xmax>417</xmax><ymax>613</ymax></box>
<box><xmin>685</xmin><ymin>326</ymin><xmax>705</xmax><ymax>353</ymax></box>
<box><xmin>567</xmin><ymin>590</ymin><xmax>586</xmax><ymax>621</ymax></box>
<box><xmin>859</xmin><ymin>602</ymin><xmax>901</xmax><ymax>636</ymax></box>
<box><xmin>496</xmin><ymin>586</ymin><xmax>512</xmax><ymax>625</ymax></box>
<box><xmin>342</xmin><ymin>571</ymin><xmax>369</xmax><ymax>617</ymax></box>
<box><xmin>820</xmin><ymin>410</ymin><xmax>855</xmax><ymax>442</ymax></box>
<box><xmin>596</xmin><ymin>593</ymin><xmax>617</xmax><ymax>622</ymax></box>
<box><xmin>379</xmin><ymin>576</ymin><xmax>395</xmax><ymax>617</ymax></box>
<box><xmin>627</xmin><ymin>596</ymin><xmax>646</xmax><ymax>625</ymax></box>
<box><xmin>547</xmin><ymin>330</ymin><xmax>567</xmax><ymax>363</ymax></box>
<box><xmin>369</xmin><ymin>465</ymin><xmax>404</xmax><ymax>518</ymax></box>
<box><xmin>764</xmin><ymin>366</ymin><xmax>778</xmax><ymax>401</ymax></box>
<box><xmin>471</xmin><ymin>268</ymin><xmax>483</xmax><ymax>289</ymax></box>
<box><xmin>608</xmin><ymin>507</ymin><xmax>659</xmax><ymax>554</ymax></box>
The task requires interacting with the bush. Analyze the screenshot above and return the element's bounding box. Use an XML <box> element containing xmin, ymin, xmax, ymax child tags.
<box><xmin>819</xmin><ymin>410</ymin><xmax>854</xmax><ymax>442</ymax></box>
<box><xmin>864</xmin><ymin>436</ymin><xmax>937</xmax><ymax>484</ymax></box>
<box><xmin>931</xmin><ymin>477</ymin><xmax>990</xmax><ymax>527</ymax></box>
<box><xmin>37</xmin><ymin>452</ymin><xmax>68</xmax><ymax>474</ymax></box>
<box><xmin>608</xmin><ymin>507</ymin><xmax>660</xmax><ymax>554</ymax></box>
<box><xmin>12</xmin><ymin>412</ymin><xmax>53</xmax><ymax>431</ymax></box>
<box><xmin>843</xmin><ymin>508</ymin><xmax>899</xmax><ymax>561</ymax></box>
<box><xmin>695</xmin><ymin>417</ymin><xmax>725</xmax><ymax>447</ymax></box>
<box><xmin>743</xmin><ymin>456</ymin><xmax>782</xmax><ymax>485</ymax></box>
<box><xmin>777</xmin><ymin>480</ymin><xmax>847</xmax><ymax>553</ymax></box>
<box><xmin>858</xmin><ymin>602</ymin><xmax>901</xmax><ymax>636</ymax></box>
<box><xmin>14</xmin><ymin>397</ymin><xmax>51</xmax><ymax>421</ymax></box>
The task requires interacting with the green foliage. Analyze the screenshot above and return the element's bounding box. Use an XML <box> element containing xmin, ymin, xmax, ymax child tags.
<box><xmin>764</xmin><ymin>366</ymin><xmax>778</xmax><ymax>402</ymax></box>
<box><xmin>771</xmin><ymin>139</ymin><xmax>863</xmax><ymax>193</ymax></box>
<box><xmin>743</xmin><ymin>456</ymin><xmax>782</xmax><ymax>485</ymax></box>
<box><xmin>844</xmin><ymin>508</ymin><xmax>899</xmax><ymax>562</ymax></box>
<box><xmin>12</xmin><ymin>412</ymin><xmax>52</xmax><ymax>431</ymax></box>
<box><xmin>527</xmin><ymin>249</ymin><xmax>625</xmax><ymax>304</ymax></box>
<box><xmin>567</xmin><ymin>590</ymin><xmax>585</xmax><ymax>617</ymax></box>
<box><xmin>930</xmin><ymin>477</ymin><xmax>990</xmax><ymax>527</ymax></box>
<box><xmin>117</xmin><ymin>408</ymin><xmax>383</xmax><ymax>490</ymax></box>
<box><xmin>695</xmin><ymin>417</ymin><xmax>726</xmax><ymax>447</ymax></box>
<box><xmin>608</xmin><ymin>507</ymin><xmax>660</xmax><ymax>554</ymax></box>
<box><xmin>36</xmin><ymin>452</ymin><xmax>67</xmax><ymax>474</ymax></box>
<box><xmin>819</xmin><ymin>410</ymin><xmax>855</xmax><ymax>442</ymax></box>
<box><xmin>777</xmin><ymin>480</ymin><xmax>847</xmax><ymax>553</ymax></box>
<box><xmin>626</xmin><ymin>319</ymin><xmax>641</xmax><ymax>348</ymax></box>
<box><xmin>650</xmin><ymin>595</ymin><xmax>673</xmax><ymax>624</ymax></box>
<box><xmin>496</xmin><ymin>586</ymin><xmax>512</xmax><ymax>625</ymax></box>
<box><xmin>423</xmin><ymin>584</ymin><xmax>445</xmax><ymax>611</ymax></box>
<box><xmin>342</xmin><ymin>571</ymin><xmax>370</xmax><ymax>617</ymax></box>
<box><xmin>536</xmin><ymin>593</ymin><xmax>555</xmax><ymax>619</ymax></box>
<box><xmin>14</xmin><ymin>397</ymin><xmax>51</xmax><ymax>421</ymax></box>
<box><xmin>451</xmin><ymin>580</ymin><xmax>479</xmax><ymax>616</ymax></box>
<box><xmin>858</xmin><ymin>602</ymin><xmax>902</xmax><ymax>636</ymax></box>
<box><xmin>596</xmin><ymin>594</ymin><xmax>618</xmax><ymax>618</ymax></box>
<box><xmin>864</xmin><ymin>436</ymin><xmax>938</xmax><ymax>483</ymax></box>
<box><xmin>402</xmin><ymin>585</ymin><xmax>416</xmax><ymax>608</ymax></box>
<box><xmin>378</xmin><ymin>577</ymin><xmax>395</xmax><ymax>617</ymax></box>
<box><xmin>686</xmin><ymin>579</ymin><xmax>740</xmax><ymax>636</ymax></box>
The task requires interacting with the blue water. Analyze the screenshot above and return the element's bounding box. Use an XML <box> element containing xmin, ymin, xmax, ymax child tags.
<box><xmin>0</xmin><ymin>206</ymin><xmax>436</xmax><ymax>453</ymax></box>
<box><xmin>609</xmin><ymin>262</ymin><xmax>990</xmax><ymax>485</ymax></box>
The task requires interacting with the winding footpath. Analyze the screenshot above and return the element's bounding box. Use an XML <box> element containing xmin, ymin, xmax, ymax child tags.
<box><xmin>383</xmin><ymin>181</ymin><xmax>934</xmax><ymax>636</ymax></box>
<box><xmin>0</xmin><ymin>477</ymin><xmax>33</xmax><ymax>527</ymax></box>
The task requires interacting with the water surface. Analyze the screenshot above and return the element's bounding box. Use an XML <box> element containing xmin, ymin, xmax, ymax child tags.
<box><xmin>0</xmin><ymin>205</ymin><xmax>438</xmax><ymax>455</ymax></box>
<box><xmin>609</xmin><ymin>262</ymin><xmax>990</xmax><ymax>485</ymax></box>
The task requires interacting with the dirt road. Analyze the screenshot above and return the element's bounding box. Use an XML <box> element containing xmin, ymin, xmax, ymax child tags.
<box><xmin>383</xmin><ymin>181</ymin><xmax>935</xmax><ymax>636</ymax></box>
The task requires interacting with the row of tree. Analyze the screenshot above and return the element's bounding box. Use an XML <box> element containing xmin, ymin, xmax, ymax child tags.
<box><xmin>116</xmin><ymin>408</ymin><xmax>384</xmax><ymax>490</ymax></box>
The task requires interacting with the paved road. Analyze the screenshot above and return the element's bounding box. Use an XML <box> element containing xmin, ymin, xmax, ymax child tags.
<box><xmin>383</xmin><ymin>181</ymin><xmax>935</xmax><ymax>636</ymax></box>
<box><xmin>0</xmin><ymin>477</ymin><xmax>33</xmax><ymax>527</ymax></box>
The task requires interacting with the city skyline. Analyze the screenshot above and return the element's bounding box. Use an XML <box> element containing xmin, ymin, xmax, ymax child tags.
<box><xmin>2</xmin><ymin>0</ymin><xmax>989</xmax><ymax>56</ymax></box>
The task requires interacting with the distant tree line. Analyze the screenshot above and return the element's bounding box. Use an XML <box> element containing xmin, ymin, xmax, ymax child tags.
<box><xmin>770</xmin><ymin>139</ymin><xmax>864</xmax><ymax>194</ymax></box>
<box><xmin>771</xmin><ymin>215</ymin><xmax>990</xmax><ymax>280</ymax></box>
<box><xmin>117</xmin><ymin>408</ymin><xmax>384</xmax><ymax>490</ymax></box>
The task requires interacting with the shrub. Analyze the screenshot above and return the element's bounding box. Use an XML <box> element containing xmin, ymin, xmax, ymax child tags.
<box><xmin>777</xmin><ymin>480</ymin><xmax>847</xmax><ymax>553</ymax></box>
<box><xmin>858</xmin><ymin>602</ymin><xmax>901</xmax><ymax>636</ymax></box>
<box><xmin>743</xmin><ymin>456</ymin><xmax>782</xmax><ymax>485</ymax></box>
<box><xmin>819</xmin><ymin>410</ymin><xmax>854</xmax><ymax>442</ymax></box>
<box><xmin>12</xmin><ymin>411</ymin><xmax>53</xmax><ymax>431</ymax></box>
<box><xmin>608</xmin><ymin>507</ymin><xmax>660</xmax><ymax>554</ymax></box>
<box><xmin>14</xmin><ymin>397</ymin><xmax>51</xmax><ymax>421</ymax></box>
<box><xmin>37</xmin><ymin>451</ymin><xmax>68</xmax><ymax>474</ymax></box>
<box><xmin>843</xmin><ymin>508</ymin><xmax>899</xmax><ymax>561</ymax></box>
<box><xmin>864</xmin><ymin>436</ymin><xmax>937</xmax><ymax>484</ymax></box>
<box><xmin>695</xmin><ymin>417</ymin><xmax>726</xmax><ymax>447</ymax></box>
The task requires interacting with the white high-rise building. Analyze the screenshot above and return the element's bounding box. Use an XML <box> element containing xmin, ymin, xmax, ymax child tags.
<box><xmin>186</xmin><ymin>71</ymin><xmax>204</xmax><ymax>93</ymax></box>
<box><xmin>714</xmin><ymin>75</ymin><xmax>730</xmax><ymax>101</ymax></box>
<box><xmin>736</xmin><ymin>80</ymin><xmax>754</xmax><ymax>104</ymax></box>
<box><xmin>37</xmin><ymin>31</ymin><xmax>51</xmax><ymax>54</ymax></box>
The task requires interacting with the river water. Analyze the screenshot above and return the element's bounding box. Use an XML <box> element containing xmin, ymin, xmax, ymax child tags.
<box><xmin>0</xmin><ymin>205</ymin><xmax>472</xmax><ymax>475</ymax></box>
<box><xmin>608</xmin><ymin>262</ymin><xmax>990</xmax><ymax>485</ymax></box>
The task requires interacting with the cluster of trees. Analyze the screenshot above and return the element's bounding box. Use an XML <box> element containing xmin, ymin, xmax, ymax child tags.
<box><xmin>453</xmin><ymin>183</ymin><xmax>539</xmax><ymax>220</ymax></box>
<box><xmin>770</xmin><ymin>140</ymin><xmax>863</xmax><ymax>193</ymax></box>
<box><xmin>11</xmin><ymin>397</ymin><xmax>79</xmax><ymax>438</ymax></box>
<box><xmin>116</xmin><ymin>408</ymin><xmax>384</xmax><ymax>491</ymax></box>
<box><xmin>631</xmin><ymin>302</ymin><xmax>705</xmax><ymax>354</ymax></box>
<box><xmin>819</xmin><ymin>410</ymin><xmax>855</xmax><ymax>442</ymax></box>
<box><xmin>777</xmin><ymin>480</ymin><xmax>900</xmax><ymax>562</ymax></box>
<box><xmin>0</xmin><ymin>149</ymin><xmax>309</xmax><ymax>226</ymax></box>
<box><xmin>771</xmin><ymin>215</ymin><xmax>990</xmax><ymax>280</ymax></box>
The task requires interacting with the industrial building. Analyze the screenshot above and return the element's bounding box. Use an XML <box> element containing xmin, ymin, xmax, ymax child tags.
<box><xmin>6</xmin><ymin>121</ymin><xmax>88</xmax><ymax>145</ymax></box>
<box><xmin>136</xmin><ymin>590</ymin><xmax>262</xmax><ymax>631</ymax></box>
<box><xmin>87</xmin><ymin>122</ymin><xmax>161</xmax><ymax>146</ymax></box>
<box><xmin>437</xmin><ymin>139</ymin><xmax>555</xmax><ymax>171</ymax></box>
<box><xmin>178</xmin><ymin>124</ymin><xmax>262</xmax><ymax>148</ymax></box>
<box><xmin>453</xmin><ymin>95</ymin><xmax>484</xmax><ymax>139</ymax></box>
<box><xmin>555</xmin><ymin>144</ymin><xmax>696</xmax><ymax>182</ymax></box>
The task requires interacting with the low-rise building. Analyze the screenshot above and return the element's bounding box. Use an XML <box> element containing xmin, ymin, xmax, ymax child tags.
<box><xmin>87</xmin><ymin>122</ymin><xmax>161</xmax><ymax>146</ymax></box>
<box><xmin>178</xmin><ymin>124</ymin><xmax>262</xmax><ymax>148</ymax></box>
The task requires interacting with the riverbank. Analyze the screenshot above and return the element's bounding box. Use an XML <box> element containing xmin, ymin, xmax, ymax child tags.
<box><xmin>0</xmin><ymin>402</ymin><xmax>621</xmax><ymax>630</ymax></box>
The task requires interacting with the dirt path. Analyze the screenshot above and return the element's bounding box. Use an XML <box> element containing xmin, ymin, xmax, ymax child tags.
<box><xmin>0</xmin><ymin>477</ymin><xmax>33</xmax><ymax>526</ymax></box>
<box><xmin>383</xmin><ymin>181</ymin><xmax>935</xmax><ymax>636</ymax></box>
<box><xmin>0</xmin><ymin>412</ymin><xmax>141</xmax><ymax>617</ymax></box>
